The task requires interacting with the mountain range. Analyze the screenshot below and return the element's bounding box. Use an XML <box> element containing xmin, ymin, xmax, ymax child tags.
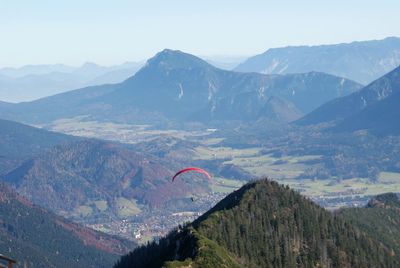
<box><xmin>0</xmin><ymin>183</ymin><xmax>135</xmax><ymax>268</ymax></box>
<box><xmin>0</xmin><ymin>49</ymin><xmax>362</xmax><ymax>125</ymax></box>
<box><xmin>298</xmin><ymin>65</ymin><xmax>400</xmax><ymax>136</ymax></box>
<box><xmin>0</xmin><ymin>61</ymin><xmax>143</xmax><ymax>103</ymax></box>
<box><xmin>0</xmin><ymin>55</ymin><xmax>250</xmax><ymax>103</ymax></box>
<box><xmin>235</xmin><ymin>36</ymin><xmax>400</xmax><ymax>84</ymax></box>
<box><xmin>3</xmin><ymin>36</ymin><xmax>400</xmax><ymax>104</ymax></box>
<box><xmin>115</xmin><ymin>179</ymin><xmax>399</xmax><ymax>268</ymax></box>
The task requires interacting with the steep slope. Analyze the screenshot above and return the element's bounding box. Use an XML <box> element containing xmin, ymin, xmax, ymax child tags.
<box><xmin>0</xmin><ymin>183</ymin><xmax>135</xmax><ymax>268</ymax></box>
<box><xmin>257</xmin><ymin>96</ymin><xmax>302</xmax><ymax>122</ymax></box>
<box><xmin>235</xmin><ymin>36</ymin><xmax>400</xmax><ymax>84</ymax></box>
<box><xmin>115</xmin><ymin>179</ymin><xmax>398</xmax><ymax>268</ymax></box>
<box><xmin>335</xmin><ymin>90</ymin><xmax>400</xmax><ymax>135</ymax></box>
<box><xmin>0</xmin><ymin>118</ymin><xmax>76</xmax><ymax>175</ymax></box>
<box><xmin>297</xmin><ymin>65</ymin><xmax>400</xmax><ymax>135</ymax></box>
<box><xmin>340</xmin><ymin>193</ymin><xmax>400</xmax><ymax>258</ymax></box>
<box><xmin>0</xmin><ymin>50</ymin><xmax>361</xmax><ymax>124</ymax></box>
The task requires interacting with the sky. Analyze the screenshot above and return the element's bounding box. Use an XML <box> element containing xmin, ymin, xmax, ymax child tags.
<box><xmin>1</xmin><ymin>0</ymin><xmax>400</xmax><ymax>67</ymax></box>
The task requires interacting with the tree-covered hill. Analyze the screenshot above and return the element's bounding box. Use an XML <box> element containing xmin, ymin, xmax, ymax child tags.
<box><xmin>1</xmin><ymin>137</ymin><xmax>231</xmax><ymax>222</ymax></box>
<box><xmin>0</xmin><ymin>118</ymin><xmax>76</xmax><ymax>175</ymax></box>
<box><xmin>115</xmin><ymin>179</ymin><xmax>398</xmax><ymax>268</ymax></box>
<box><xmin>340</xmin><ymin>193</ymin><xmax>400</xmax><ymax>260</ymax></box>
<box><xmin>0</xmin><ymin>183</ymin><xmax>135</xmax><ymax>268</ymax></box>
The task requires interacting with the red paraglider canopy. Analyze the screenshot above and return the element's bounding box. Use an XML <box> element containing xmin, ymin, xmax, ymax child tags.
<box><xmin>172</xmin><ymin>167</ymin><xmax>211</xmax><ymax>182</ymax></box>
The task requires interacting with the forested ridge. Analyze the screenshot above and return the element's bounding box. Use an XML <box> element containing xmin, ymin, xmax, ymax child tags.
<box><xmin>115</xmin><ymin>179</ymin><xmax>398</xmax><ymax>268</ymax></box>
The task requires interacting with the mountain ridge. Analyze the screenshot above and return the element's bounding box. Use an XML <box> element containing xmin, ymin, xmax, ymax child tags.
<box><xmin>0</xmin><ymin>50</ymin><xmax>362</xmax><ymax>125</ymax></box>
<box><xmin>0</xmin><ymin>61</ymin><xmax>143</xmax><ymax>103</ymax></box>
<box><xmin>297</xmin><ymin>65</ymin><xmax>400</xmax><ymax>135</ymax></box>
<box><xmin>235</xmin><ymin>36</ymin><xmax>400</xmax><ymax>84</ymax></box>
<box><xmin>115</xmin><ymin>179</ymin><xmax>398</xmax><ymax>268</ymax></box>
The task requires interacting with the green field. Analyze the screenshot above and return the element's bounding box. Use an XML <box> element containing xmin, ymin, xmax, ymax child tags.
<box><xmin>94</xmin><ymin>200</ymin><xmax>108</xmax><ymax>211</ymax></box>
<box><xmin>275</xmin><ymin>172</ymin><xmax>400</xmax><ymax>199</ymax></box>
<box><xmin>378</xmin><ymin>171</ymin><xmax>400</xmax><ymax>183</ymax></box>
<box><xmin>194</xmin><ymin>142</ymin><xmax>400</xmax><ymax>206</ymax></box>
<box><xmin>228</xmin><ymin>154</ymin><xmax>322</xmax><ymax>179</ymax></box>
<box><xmin>116</xmin><ymin>197</ymin><xmax>142</xmax><ymax>217</ymax></box>
<box><xmin>194</xmin><ymin>143</ymin><xmax>322</xmax><ymax>180</ymax></box>
<box><xmin>199</xmin><ymin>137</ymin><xmax>225</xmax><ymax>146</ymax></box>
<box><xmin>45</xmin><ymin>117</ymin><xmax>211</xmax><ymax>144</ymax></box>
<box><xmin>73</xmin><ymin>205</ymin><xmax>93</xmax><ymax>217</ymax></box>
<box><xmin>193</xmin><ymin>145</ymin><xmax>261</xmax><ymax>161</ymax></box>
<box><xmin>211</xmin><ymin>177</ymin><xmax>245</xmax><ymax>193</ymax></box>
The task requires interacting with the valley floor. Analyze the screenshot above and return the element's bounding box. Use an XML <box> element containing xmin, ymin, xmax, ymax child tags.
<box><xmin>35</xmin><ymin>117</ymin><xmax>400</xmax><ymax>240</ymax></box>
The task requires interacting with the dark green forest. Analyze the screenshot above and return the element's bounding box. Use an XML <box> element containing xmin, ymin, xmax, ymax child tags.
<box><xmin>339</xmin><ymin>193</ymin><xmax>400</xmax><ymax>259</ymax></box>
<box><xmin>115</xmin><ymin>179</ymin><xmax>398</xmax><ymax>268</ymax></box>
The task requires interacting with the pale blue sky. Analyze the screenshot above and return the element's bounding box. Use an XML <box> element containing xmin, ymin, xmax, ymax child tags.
<box><xmin>1</xmin><ymin>0</ymin><xmax>399</xmax><ymax>67</ymax></box>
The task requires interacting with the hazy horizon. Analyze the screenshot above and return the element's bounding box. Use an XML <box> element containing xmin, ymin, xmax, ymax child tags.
<box><xmin>0</xmin><ymin>53</ymin><xmax>249</xmax><ymax>69</ymax></box>
<box><xmin>1</xmin><ymin>0</ymin><xmax>400</xmax><ymax>68</ymax></box>
<box><xmin>1</xmin><ymin>36</ymin><xmax>399</xmax><ymax>69</ymax></box>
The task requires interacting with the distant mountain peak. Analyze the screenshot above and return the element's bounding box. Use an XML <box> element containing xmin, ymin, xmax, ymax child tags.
<box><xmin>144</xmin><ymin>49</ymin><xmax>213</xmax><ymax>70</ymax></box>
<box><xmin>80</xmin><ymin>61</ymin><xmax>101</xmax><ymax>69</ymax></box>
